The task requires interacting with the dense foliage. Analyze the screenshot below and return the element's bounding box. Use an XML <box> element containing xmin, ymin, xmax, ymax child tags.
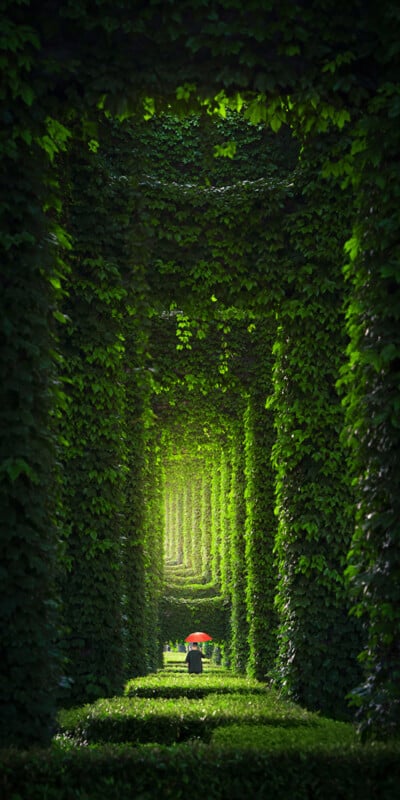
<box><xmin>2</xmin><ymin>661</ymin><xmax>400</xmax><ymax>799</ymax></box>
<box><xmin>269</xmin><ymin>136</ymin><xmax>364</xmax><ymax>718</ymax></box>
<box><xmin>339</xmin><ymin>88</ymin><xmax>400</xmax><ymax>738</ymax></box>
<box><xmin>0</xmin><ymin>74</ymin><xmax>65</xmax><ymax>745</ymax></box>
<box><xmin>1</xmin><ymin>0</ymin><xmax>400</xmax><ymax>747</ymax></box>
<box><xmin>243</xmin><ymin>324</ymin><xmax>278</xmax><ymax>681</ymax></box>
<box><xmin>59</xmin><ymin>132</ymin><xmax>128</xmax><ymax>705</ymax></box>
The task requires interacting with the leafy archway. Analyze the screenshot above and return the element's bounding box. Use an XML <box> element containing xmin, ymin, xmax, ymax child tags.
<box><xmin>1</xmin><ymin>0</ymin><xmax>399</xmax><ymax>745</ymax></box>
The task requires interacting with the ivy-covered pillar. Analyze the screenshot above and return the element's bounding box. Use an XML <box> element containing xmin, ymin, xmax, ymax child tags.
<box><xmin>123</xmin><ymin>347</ymin><xmax>149</xmax><ymax>678</ymax></box>
<box><xmin>181</xmin><ymin>478</ymin><xmax>191</xmax><ymax>568</ymax></box>
<box><xmin>229</xmin><ymin>418</ymin><xmax>249</xmax><ymax>674</ymax></box>
<box><xmin>164</xmin><ymin>488</ymin><xmax>171</xmax><ymax>560</ymax></box>
<box><xmin>143</xmin><ymin>432</ymin><xmax>165</xmax><ymax>671</ymax></box>
<box><xmin>190</xmin><ymin>471</ymin><xmax>203</xmax><ymax>576</ymax></box>
<box><xmin>164</xmin><ymin>460</ymin><xmax>180</xmax><ymax>564</ymax></box>
<box><xmin>270</xmin><ymin>149</ymin><xmax>363</xmax><ymax>719</ymax></box>
<box><xmin>161</xmin><ymin>459</ymin><xmax>172</xmax><ymax>564</ymax></box>
<box><xmin>200</xmin><ymin>458</ymin><xmax>213</xmax><ymax>581</ymax></box>
<box><xmin>210</xmin><ymin>448</ymin><xmax>222</xmax><ymax>587</ymax></box>
<box><xmin>244</xmin><ymin>322</ymin><xmax>278</xmax><ymax>681</ymax></box>
<box><xmin>174</xmin><ymin>473</ymin><xmax>184</xmax><ymax>565</ymax></box>
<box><xmin>59</xmin><ymin>135</ymin><xmax>130</xmax><ymax>704</ymax></box>
<box><xmin>0</xmin><ymin>129</ymin><xmax>62</xmax><ymax>745</ymax></box>
<box><xmin>342</xmin><ymin>95</ymin><xmax>400</xmax><ymax>737</ymax></box>
<box><xmin>168</xmin><ymin>490</ymin><xmax>177</xmax><ymax>563</ymax></box>
<box><xmin>219</xmin><ymin>445</ymin><xmax>232</xmax><ymax>599</ymax></box>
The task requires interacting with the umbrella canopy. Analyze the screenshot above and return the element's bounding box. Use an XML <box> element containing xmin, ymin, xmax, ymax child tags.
<box><xmin>185</xmin><ymin>631</ymin><xmax>212</xmax><ymax>642</ymax></box>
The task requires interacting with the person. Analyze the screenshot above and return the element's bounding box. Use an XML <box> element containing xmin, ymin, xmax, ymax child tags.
<box><xmin>185</xmin><ymin>642</ymin><xmax>206</xmax><ymax>674</ymax></box>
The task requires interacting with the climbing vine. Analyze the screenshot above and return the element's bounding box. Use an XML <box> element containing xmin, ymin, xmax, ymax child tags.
<box><xmin>228</xmin><ymin>418</ymin><xmax>249</xmax><ymax>674</ymax></box>
<box><xmin>269</xmin><ymin>135</ymin><xmax>363</xmax><ymax>718</ymax></box>
<box><xmin>243</xmin><ymin>322</ymin><xmax>278</xmax><ymax>681</ymax></box>
<box><xmin>340</xmin><ymin>83</ymin><xmax>400</xmax><ymax>737</ymax></box>
<box><xmin>2</xmin><ymin>0</ymin><xmax>400</xmax><ymax>746</ymax></box>
<box><xmin>59</xmin><ymin>129</ymin><xmax>129</xmax><ymax>704</ymax></box>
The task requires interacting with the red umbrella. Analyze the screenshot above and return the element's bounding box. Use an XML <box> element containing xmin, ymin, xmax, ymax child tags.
<box><xmin>185</xmin><ymin>631</ymin><xmax>212</xmax><ymax>642</ymax></box>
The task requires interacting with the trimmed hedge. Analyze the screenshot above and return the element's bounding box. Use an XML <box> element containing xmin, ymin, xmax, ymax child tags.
<box><xmin>124</xmin><ymin>672</ymin><xmax>270</xmax><ymax>699</ymax></box>
<box><xmin>211</xmin><ymin>721</ymin><xmax>358</xmax><ymax>750</ymax></box>
<box><xmin>163</xmin><ymin>581</ymin><xmax>219</xmax><ymax>599</ymax></box>
<box><xmin>3</xmin><ymin>669</ymin><xmax>400</xmax><ymax>799</ymax></box>
<box><xmin>160</xmin><ymin>594</ymin><xmax>230</xmax><ymax>643</ymax></box>
<box><xmin>2</xmin><ymin>740</ymin><xmax>400</xmax><ymax>800</ymax></box>
<box><xmin>56</xmin><ymin>688</ymin><xmax>347</xmax><ymax>746</ymax></box>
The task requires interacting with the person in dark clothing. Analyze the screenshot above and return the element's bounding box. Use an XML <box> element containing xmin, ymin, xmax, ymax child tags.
<box><xmin>185</xmin><ymin>642</ymin><xmax>206</xmax><ymax>674</ymax></box>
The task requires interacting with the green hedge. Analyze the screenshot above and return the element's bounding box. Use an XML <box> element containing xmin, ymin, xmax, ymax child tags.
<box><xmin>124</xmin><ymin>672</ymin><xmax>269</xmax><ymax>698</ymax></box>
<box><xmin>164</xmin><ymin>566</ymin><xmax>199</xmax><ymax>582</ymax></box>
<box><xmin>212</xmin><ymin>721</ymin><xmax>357</xmax><ymax>751</ymax></box>
<box><xmin>163</xmin><ymin>581</ymin><xmax>220</xmax><ymax>598</ymax></box>
<box><xmin>160</xmin><ymin>595</ymin><xmax>230</xmax><ymax>643</ymax></box>
<box><xmin>56</xmin><ymin>689</ymin><xmax>348</xmax><ymax>746</ymax></box>
<box><xmin>2</xmin><ymin>740</ymin><xmax>400</xmax><ymax>800</ymax></box>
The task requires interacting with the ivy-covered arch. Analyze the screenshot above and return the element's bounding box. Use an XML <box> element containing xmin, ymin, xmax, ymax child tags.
<box><xmin>140</xmin><ymin>115</ymin><xmax>363</xmax><ymax>714</ymax></box>
<box><xmin>1</xmin><ymin>0</ymin><xmax>400</xmax><ymax>746</ymax></box>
